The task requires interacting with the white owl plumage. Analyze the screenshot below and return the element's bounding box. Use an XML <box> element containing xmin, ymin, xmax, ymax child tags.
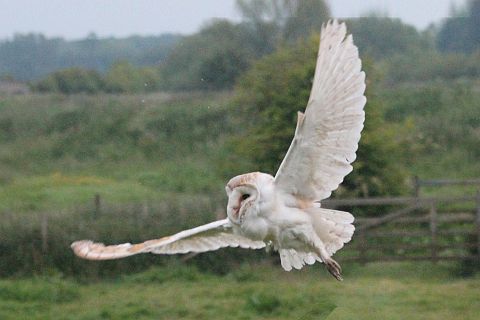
<box><xmin>71</xmin><ymin>20</ymin><xmax>366</xmax><ymax>281</ymax></box>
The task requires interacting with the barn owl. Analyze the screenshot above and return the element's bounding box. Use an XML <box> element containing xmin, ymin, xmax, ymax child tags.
<box><xmin>71</xmin><ymin>20</ymin><xmax>366</xmax><ymax>281</ymax></box>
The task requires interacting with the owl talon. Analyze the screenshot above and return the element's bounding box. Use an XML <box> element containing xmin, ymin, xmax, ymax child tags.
<box><xmin>325</xmin><ymin>258</ymin><xmax>343</xmax><ymax>281</ymax></box>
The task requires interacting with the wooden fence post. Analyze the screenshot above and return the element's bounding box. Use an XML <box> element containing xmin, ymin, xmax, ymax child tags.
<box><xmin>413</xmin><ymin>176</ymin><xmax>420</xmax><ymax>198</ymax></box>
<box><xmin>94</xmin><ymin>193</ymin><xmax>101</xmax><ymax>218</ymax></box>
<box><xmin>429</xmin><ymin>202</ymin><xmax>438</xmax><ymax>263</ymax></box>
<box><xmin>476</xmin><ymin>191</ymin><xmax>480</xmax><ymax>259</ymax></box>
<box><xmin>358</xmin><ymin>231</ymin><xmax>367</xmax><ymax>265</ymax></box>
<box><xmin>41</xmin><ymin>214</ymin><xmax>48</xmax><ymax>253</ymax></box>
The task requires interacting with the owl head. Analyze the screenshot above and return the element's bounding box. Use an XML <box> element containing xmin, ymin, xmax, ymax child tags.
<box><xmin>225</xmin><ymin>172</ymin><xmax>274</xmax><ymax>224</ymax></box>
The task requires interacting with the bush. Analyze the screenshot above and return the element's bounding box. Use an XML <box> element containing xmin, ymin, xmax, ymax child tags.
<box><xmin>33</xmin><ymin>68</ymin><xmax>105</xmax><ymax>94</ymax></box>
<box><xmin>230</xmin><ymin>35</ymin><xmax>409</xmax><ymax>200</ymax></box>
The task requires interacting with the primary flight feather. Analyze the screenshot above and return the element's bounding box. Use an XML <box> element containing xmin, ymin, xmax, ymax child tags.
<box><xmin>71</xmin><ymin>20</ymin><xmax>366</xmax><ymax>281</ymax></box>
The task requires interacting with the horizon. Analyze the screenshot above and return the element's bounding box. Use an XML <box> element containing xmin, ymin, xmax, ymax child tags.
<box><xmin>0</xmin><ymin>0</ymin><xmax>468</xmax><ymax>41</ymax></box>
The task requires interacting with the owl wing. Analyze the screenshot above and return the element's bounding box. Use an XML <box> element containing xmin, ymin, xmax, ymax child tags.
<box><xmin>71</xmin><ymin>218</ymin><xmax>265</xmax><ymax>260</ymax></box>
<box><xmin>274</xmin><ymin>20</ymin><xmax>366</xmax><ymax>202</ymax></box>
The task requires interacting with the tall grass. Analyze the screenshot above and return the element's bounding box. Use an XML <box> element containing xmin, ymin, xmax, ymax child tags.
<box><xmin>0</xmin><ymin>194</ymin><xmax>271</xmax><ymax>277</ymax></box>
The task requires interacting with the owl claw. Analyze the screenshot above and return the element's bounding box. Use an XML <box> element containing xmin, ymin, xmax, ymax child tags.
<box><xmin>325</xmin><ymin>258</ymin><xmax>343</xmax><ymax>281</ymax></box>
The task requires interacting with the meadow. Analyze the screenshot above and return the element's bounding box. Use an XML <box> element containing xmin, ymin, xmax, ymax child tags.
<box><xmin>0</xmin><ymin>262</ymin><xmax>479</xmax><ymax>320</ymax></box>
<box><xmin>0</xmin><ymin>90</ymin><xmax>479</xmax><ymax>318</ymax></box>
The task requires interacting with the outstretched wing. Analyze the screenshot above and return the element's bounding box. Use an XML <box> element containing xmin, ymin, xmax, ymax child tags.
<box><xmin>274</xmin><ymin>20</ymin><xmax>366</xmax><ymax>202</ymax></box>
<box><xmin>71</xmin><ymin>218</ymin><xmax>265</xmax><ymax>260</ymax></box>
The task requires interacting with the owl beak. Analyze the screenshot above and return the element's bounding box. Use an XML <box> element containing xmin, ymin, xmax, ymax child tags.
<box><xmin>230</xmin><ymin>204</ymin><xmax>240</xmax><ymax>219</ymax></box>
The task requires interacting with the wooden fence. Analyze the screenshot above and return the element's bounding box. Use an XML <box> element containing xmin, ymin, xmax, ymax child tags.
<box><xmin>322</xmin><ymin>178</ymin><xmax>480</xmax><ymax>263</ymax></box>
<box><xmin>75</xmin><ymin>178</ymin><xmax>480</xmax><ymax>265</ymax></box>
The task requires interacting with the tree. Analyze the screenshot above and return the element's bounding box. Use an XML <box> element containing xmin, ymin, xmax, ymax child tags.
<box><xmin>236</xmin><ymin>0</ymin><xmax>330</xmax><ymax>44</ymax></box>
<box><xmin>282</xmin><ymin>0</ymin><xmax>330</xmax><ymax>42</ymax></box>
<box><xmin>160</xmin><ymin>20</ymin><xmax>262</xmax><ymax>90</ymax></box>
<box><xmin>437</xmin><ymin>0</ymin><xmax>480</xmax><ymax>53</ymax></box>
<box><xmin>0</xmin><ymin>33</ymin><xmax>180</xmax><ymax>81</ymax></box>
<box><xmin>105</xmin><ymin>61</ymin><xmax>145</xmax><ymax>93</ymax></box>
<box><xmin>346</xmin><ymin>17</ymin><xmax>433</xmax><ymax>59</ymax></box>
<box><xmin>32</xmin><ymin>67</ymin><xmax>104</xmax><ymax>94</ymax></box>
<box><xmin>229</xmin><ymin>35</ymin><xmax>408</xmax><ymax>198</ymax></box>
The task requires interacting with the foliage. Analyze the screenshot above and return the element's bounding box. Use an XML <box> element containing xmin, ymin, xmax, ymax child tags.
<box><xmin>381</xmin><ymin>81</ymin><xmax>480</xmax><ymax>178</ymax></box>
<box><xmin>159</xmin><ymin>20</ymin><xmax>263</xmax><ymax>90</ymax></box>
<box><xmin>32</xmin><ymin>68</ymin><xmax>105</xmax><ymax>94</ymax></box>
<box><xmin>346</xmin><ymin>17</ymin><xmax>434</xmax><ymax>59</ymax></box>
<box><xmin>0</xmin><ymin>33</ymin><xmax>180</xmax><ymax>81</ymax></box>
<box><xmin>0</xmin><ymin>263</ymin><xmax>479</xmax><ymax>319</ymax></box>
<box><xmin>231</xmin><ymin>36</ymin><xmax>409</xmax><ymax>198</ymax></box>
<box><xmin>236</xmin><ymin>0</ymin><xmax>330</xmax><ymax>43</ymax></box>
<box><xmin>282</xmin><ymin>0</ymin><xmax>330</xmax><ymax>42</ymax></box>
<box><xmin>160</xmin><ymin>0</ymin><xmax>329</xmax><ymax>90</ymax></box>
<box><xmin>246</xmin><ymin>292</ymin><xmax>281</xmax><ymax>314</ymax></box>
<box><xmin>437</xmin><ymin>0</ymin><xmax>480</xmax><ymax>53</ymax></box>
<box><xmin>384</xmin><ymin>49</ymin><xmax>480</xmax><ymax>83</ymax></box>
<box><xmin>32</xmin><ymin>62</ymin><xmax>162</xmax><ymax>94</ymax></box>
<box><xmin>0</xmin><ymin>277</ymin><xmax>79</xmax><ymax>303</ymax></box>
<box><xmin>0</xmin><ymin>93</ymin><xmax>233</xmax><ymax>208</ymax></box>
<box><xmin>104</xmin><ymin>61</ymin><xmax>160</xmax><ymax>93</ymax></box>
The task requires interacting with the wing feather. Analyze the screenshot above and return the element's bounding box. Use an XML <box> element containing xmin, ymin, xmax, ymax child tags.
<box><xmin>71</xmin><ymin>218</ymin><xmax>265</xmax><ymax>260</ymax></box>
<box><xmin>274</xmin><ymin>20</ymin><xmax>366</xmax><ymax>202</ymax></box>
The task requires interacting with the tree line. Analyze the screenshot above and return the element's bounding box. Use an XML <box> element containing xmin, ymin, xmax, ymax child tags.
<box><xmin>1</xmin><ymin>0</ymin><xmax>479</xmax><ymax>93</ymax></box>
<box><xmin>0</xmin><ymin>33</ymin><xmax>180</xmax><ymax>81</ymax></box>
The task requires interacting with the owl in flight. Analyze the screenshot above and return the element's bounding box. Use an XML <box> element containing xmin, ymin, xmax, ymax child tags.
<box><xmin>72</xmin><ymin>20</ymin><xmax>366</xmax><ymax>281</ymax></box>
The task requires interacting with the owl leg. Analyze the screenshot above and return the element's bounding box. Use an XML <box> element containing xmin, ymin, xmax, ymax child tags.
<box><xmin>317</xmin><ymin>244</ymin><xmax>343</xmax><ymax>281</ymax></box>
<box><xmin>294</xmin><ymin>229</ymin><xmax>343</xmax><ymax>281</ymax></box>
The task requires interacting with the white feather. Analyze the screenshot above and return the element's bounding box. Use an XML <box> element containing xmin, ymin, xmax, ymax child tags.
<box><xmin>71</xmin><ymin>219</ymin><xmax>265</xmax><ymax>260</ymax></box>
<box><xmin>274</xmin><ymin>20</ymin><xmax>366</xmax><ymax>202</ymax></box>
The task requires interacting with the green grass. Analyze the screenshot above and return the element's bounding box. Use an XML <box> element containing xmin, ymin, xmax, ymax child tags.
<box><xmin>0</xmin><ymin>262</ymin><xmax>478</xmax><ymax>320</ymax></box>
<box><xmin>0</xmin><ymin>173</ymin><xmax>158</xmax><ymax>212</ymax></box>
<box><xmin>0</xmin><ymin>92</ymin><xmax>232</xmax><ymax>213</ymax></box>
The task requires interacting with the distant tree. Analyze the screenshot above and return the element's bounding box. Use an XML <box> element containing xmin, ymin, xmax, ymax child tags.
<box><xmin>160</xmin><ymin>20</ymin><xmax>261</xmax><ymax>90</ymax></box>
<box><xmin>229</xmin><ymin>35</ymin><xmax>408</xmax><ymax>198</ymax></box>
<box><xmin>104</xmin><ymin>61</ymin><xmax>142</xmax><ymax>93</ymax></box>
<box><xmin>282</xmin><ymin>0</ymin><xmax>330</xmax><ymax>42</ymax></box>
<box><xmin>0</xmin><ymin>34</ymin><xmax>63</xmax><ymax>81</ymax></box>
<box><xmin>33</xmin><ymin>67</ymin><xmax>104</xmax><ymax>94</ymax></box>
<box><xmin>437</xmin><ymin>0</ymin><xmax>480</xmax><ymax>53</ymax></box>
<box><xmin>346</xmin><ymin>17</ymin><xmax>433</xmax><ymax>59</ymax></box>
<box><xmin>0</xmin><ymin>33</ymin><xmax>181</xmax><ymax>81</ymax></box>
<box><xmin>236</xmin><ymin>0</ymin><xmax>330</xmax><ymax>44</ymax></box>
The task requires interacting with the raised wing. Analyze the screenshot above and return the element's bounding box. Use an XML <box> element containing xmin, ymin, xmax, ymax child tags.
<box><xmin>274</xmin><ymin>20</ymin><xmax>366</xmax><ymax>202</ymax></box>
<box><xmin>71</xmin><ymin>218</ymin><xmax>265</xmax><ymax>260</ymax></box>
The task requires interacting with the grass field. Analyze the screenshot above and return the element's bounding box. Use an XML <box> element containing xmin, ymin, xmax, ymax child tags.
<box><xmin>0</xmin><ymin>262</ymin><xmax>478</xmax><ymax>320</ymax></box>
<box><xmin>1</xmin><ymin>91</ymin><xmax>479</xmax><ymax>319</ymax></box>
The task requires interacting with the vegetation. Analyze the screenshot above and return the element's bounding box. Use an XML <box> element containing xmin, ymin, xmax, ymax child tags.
<box><xmin>0</xmin><ymin>263</ymin><xmax>479</xmax><ymax>319</ymax></box>
<box><xmin>19</xmin><ymin>0</ymin><xmax>480</xmax><ymax>93</ymax></box>
<box><xmin>0</xmin><ymin>93</ymin><xmax>232</xmax><ymax>208</ymax></box>
<box><xmin>0</xmin><ymin>5</ymin><xmax>479</xmax><ymax>320</ymax></box>
<box><xmin>0</xmin><ymin>80</ymin><xmax>479</xmax><ymax>276</ymax></box>
<box><xmin>0</xmin><ymin>93</ymin><xmax>243</xmax><ymax>276</ymax></box>
<box><xmin>236</xmin><ymin>0</ymin><xmax>330</xmax><ymax>44</ymax></box>
<box><xmin>232</xmin><ymin>36</ymin><xmax>409</xmax><ymax>197</ymax></box>
<box><xmin>437</xmin><ymin>0</ymin><xmax>480</xmax><ymax>53</ymax></box>
<box><xmin>33</xmin><ymin>68</ymin><xmax>105</xmax><ymax>94</ymax></box>
<box><xmin>0</xmin><ymin>33</ymin><xmax>180</xmax><ymax>81</ymax></box>
<box><xmin>159</xmin><ymin>20</ymin><xmax>263</xmax><ymax>91</ymax></box>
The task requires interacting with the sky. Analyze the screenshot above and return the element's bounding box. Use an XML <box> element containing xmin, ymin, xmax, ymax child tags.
<box><xmin>0</xmin><ymin>0</ymin><xmax>468</xmax><ymax>40</ymax></box>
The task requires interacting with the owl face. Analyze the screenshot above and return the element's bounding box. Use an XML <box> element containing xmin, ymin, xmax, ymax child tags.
<box><xmin>225</xmin><ymin>172</ymin><xmax>274</xmax><ymax>225</ymax></box>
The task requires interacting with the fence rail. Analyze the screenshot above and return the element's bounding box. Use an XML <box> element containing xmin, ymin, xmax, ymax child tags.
<box><xmin>68</xmin><ymin>182</ymin><xmax>480</xmax><ymax>264</ymax></box>
<box><xmin>333</xmin><ymin>183</ymin><xmax>480</xmax><ymax>263</ymax></box>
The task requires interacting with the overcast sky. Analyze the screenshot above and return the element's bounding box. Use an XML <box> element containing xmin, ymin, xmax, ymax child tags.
<box><xmin>0</xmin><ymin>0</ymin><xmax>467</xmax><ymax>40</ymax></box>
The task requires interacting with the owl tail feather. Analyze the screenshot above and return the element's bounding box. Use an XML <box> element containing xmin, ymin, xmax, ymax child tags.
<box><xmin>307</xmin><ymin>207</ymin><xmax>355</xmax><ymax>256</ymax></box>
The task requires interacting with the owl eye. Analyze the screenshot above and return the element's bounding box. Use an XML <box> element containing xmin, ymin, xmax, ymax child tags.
<box><xmin>241</xmin><ymin>194</ymin><xmax>250</xmax><ymax>201</ymax></box>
